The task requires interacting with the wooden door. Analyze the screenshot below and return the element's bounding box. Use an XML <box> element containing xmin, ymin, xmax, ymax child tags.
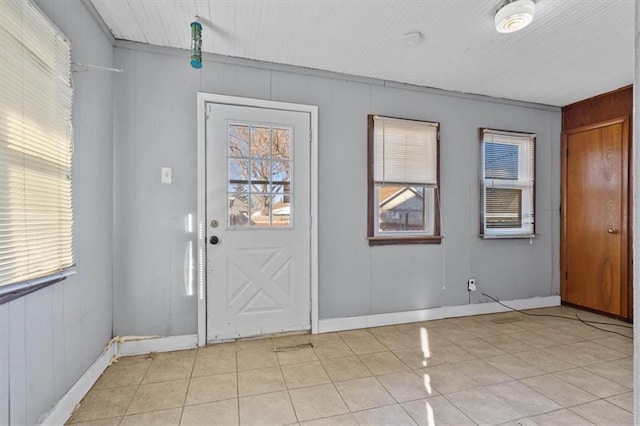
<box><xmin>561</xmin><ymin>116</ymin><xmax>629</xmax><ymax>317</ymax></box>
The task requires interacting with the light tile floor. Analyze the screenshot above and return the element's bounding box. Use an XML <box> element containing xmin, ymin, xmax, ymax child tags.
<box><xmin>67</xmin><ymin>306</ymin><xmax>634</xmax><ymax>425</ymax></box>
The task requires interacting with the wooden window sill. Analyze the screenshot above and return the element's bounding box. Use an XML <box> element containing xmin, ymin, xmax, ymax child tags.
<box><xmin>368</xmin><ymin>236</ymin><xmax>443</xmax><ymax>246</ymax></box>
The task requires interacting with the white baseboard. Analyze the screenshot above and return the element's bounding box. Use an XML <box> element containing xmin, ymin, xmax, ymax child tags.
<box><xmin>39</xmin><ymin>334</ymin><xmax>199</xmax><ymax>425</ymax></box>
<box><xmin>318</xmin><ymin>295</ymin><xmax>561</xmax><ymax>333</ymax></box>
<box><xmin>117</xmin><ymin>334</ymin><xmax>198</xmax><ymax>357</ymax></box>
<box><xmin>39</xmin><ymin>343</ymin><xmax>116</xmax><ymax>425</ymax></box>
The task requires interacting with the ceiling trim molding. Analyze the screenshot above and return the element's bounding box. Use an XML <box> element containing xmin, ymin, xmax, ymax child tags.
<box><xmin>114</xmin><ymin>39</ymin><xmax>560</xmax><ymax>113</ymax></box>
<box><xmin>81</xmin><ymin>0</ymin><xmax>115</xmax><ymax>46</ymax></box>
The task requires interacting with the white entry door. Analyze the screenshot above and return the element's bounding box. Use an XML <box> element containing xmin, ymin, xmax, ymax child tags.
<box><xmin>205</xmin><ymin>103</ymin><xmax>311</xmax><ymax>341</ymax></box>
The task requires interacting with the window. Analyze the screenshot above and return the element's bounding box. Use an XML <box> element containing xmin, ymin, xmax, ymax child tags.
<box><xmin>227</xmin><ymin>123</ymin><xmax>293</xmax><ymax>228</ymax></box>
<box><xmin>480</xmin><ymin>128</ymin><xmax>535</xmax><ymax>238</ymax></box>
<box><xmin>367</xmin><ymin>115</ymin><xmax>440</xmax><ymax>245</ymax></box>
<box><xmin>0</xmin><ymin>0</ymin><xmax>74</xmax><ymax>300</ymax></box>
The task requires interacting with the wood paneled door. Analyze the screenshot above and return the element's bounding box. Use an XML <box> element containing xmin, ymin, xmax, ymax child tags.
<box><xmin>561</xmin><ymin>116</ymin><xmax>630</xmax><ymax>318</ymax></box>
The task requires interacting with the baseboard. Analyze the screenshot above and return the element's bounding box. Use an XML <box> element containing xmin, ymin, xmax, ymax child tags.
<box><xmin>39</xmin><ymin>334</ymin><xmax>199</xmax><ymax>425</ymax></box>
<box><xmin>116</xmin><ymin>334</ymin><xmax>198</xmax><ymax>357</ymax></box>
<box><xmin>39</xmin><ymin>342</ymin><xmax>116</xmax><ymax>425</ymax></box>
<box><xmin>318</xmin><ymin>295</ymin><xmax>561</xmax><ymax>333</ymax></box>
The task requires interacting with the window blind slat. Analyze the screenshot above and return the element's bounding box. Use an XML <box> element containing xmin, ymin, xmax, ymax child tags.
<box><xmin>0</xmin><ymin>0</ymin><xmax>74</xmax><ymax>287</ymax></box>
<box><xmin>373</xmin><ymin>116</ymin><xmax>438</xmax><ymax>185</ymax></box>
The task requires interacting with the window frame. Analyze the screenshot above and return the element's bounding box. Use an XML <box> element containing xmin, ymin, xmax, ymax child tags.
<box><xmin>479</xmin><ymin>128</ymin><xmax>536</xmax><ymax>239</ymax></box>
<box><xmin>367</xmin><ymin>115</ymin><xmax>442</xmax><ymax>246</ymax></box>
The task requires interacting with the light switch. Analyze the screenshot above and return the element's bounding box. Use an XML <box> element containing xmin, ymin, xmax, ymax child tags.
<box><xmin>161</xmin><ymin>166</ymin><xmax>173</xmax><ymax>184</ymax></box>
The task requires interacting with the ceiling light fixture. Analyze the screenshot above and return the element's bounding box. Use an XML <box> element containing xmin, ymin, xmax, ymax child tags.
<box><xmin>495</xmin><ymin>0</ymin><xmax>535</xmax><ymax>33</ymax></box>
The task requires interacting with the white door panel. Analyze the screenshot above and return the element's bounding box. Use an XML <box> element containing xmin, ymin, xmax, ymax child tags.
<box><xmin>206</xmin><ymin>104</ymin><xmax>310</xmax><ymax>341</ymax></box>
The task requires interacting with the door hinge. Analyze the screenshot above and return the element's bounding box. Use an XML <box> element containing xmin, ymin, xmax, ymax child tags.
<box><xmin>309</xmin><ymin>129</ymin><xmax>312</xmax><ymax>142</ymax></box>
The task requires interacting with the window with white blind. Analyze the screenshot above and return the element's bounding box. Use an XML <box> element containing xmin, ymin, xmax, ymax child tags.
<box><xmin>367</xmin><ymin>115</ymin><xmax>441</xmax><ymax>245</ymax></box>
<box><xmin>0</xmin><ymin>0</ymin><xmax>74</xmax><ymax>300</ymax></box>
<box><xmin>480</xmin><ymin>128</ymin><xmax>535</xmax><ymax>238</ymax></box>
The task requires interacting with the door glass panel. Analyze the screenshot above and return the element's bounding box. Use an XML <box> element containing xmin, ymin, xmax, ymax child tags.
<box><xmin>272</xmin><ymin>160</ymin><xmax>290</xmax><ymax>188</ymax></box>
<box><xmin>250</xmin><ymin>194</ymin><xmax>271</xmax><ymax>227</ymax></box>
<box><xmin>229</xmin><ymin>193</ymin><xmax>250</xmax><ymax>227</ymax></box>
<box><xmin>251</xmin><ymin>127</ymin><xmax>271</xmax><ymax>158</ymax></box>
<box><xmin>228</xmin><ymin>122</ymin><xmax>294</xmax><ymax>229</ymax></box>
<box><xmin>251</xmin><ymin>160</ymin><xmax>270</xmax><ymax>192</ymax></box>
<box><xmin>272</xmin><ymin>128</ymin><xmax>291</xmax><ymax>159</ymax></box>
<box><xmin>229</xmin><ymin>124</ymin><xmax>250</xmax><ymax>158</ymax></box>
<box><xmin>229</xmin><ymin>159</ymin><xmax>249</xmax><ymax>192</ymax></box>
<box><xmin>271</xmin><ymin>194</ymin><xmax>291</xmax><ymax>227</ymax></box>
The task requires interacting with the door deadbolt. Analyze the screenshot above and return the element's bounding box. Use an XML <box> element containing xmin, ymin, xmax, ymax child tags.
<box><xmin>210</xmin><ymin>219</ymin><xmax>219</xmax><ymax>228</ymax></box>
<box><xmin>209</xmin><ymin>236</ymin><xmax>219</xmax><ymax>245</ymax></box>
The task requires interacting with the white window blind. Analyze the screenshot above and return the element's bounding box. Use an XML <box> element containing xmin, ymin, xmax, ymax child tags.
<box><xmin>0</xmin><ymin>0</ymin><xmax>74</xmax><ymax>288</ymax></box>
<box><xmin>373</xmin><ymin>116</ymin><xmax>438</xmax><ymax>186</ymax></box>
<box><xmin>480</xmin><ymin>129</ymin><xmax>535</xmax><ymax>238</ymax></box>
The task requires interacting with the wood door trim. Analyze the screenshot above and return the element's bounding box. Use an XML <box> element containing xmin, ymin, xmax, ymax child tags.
<box><xmin>562</xmin><ymin>116</ymin><xmax>628</xmax><ymax>136</ymax></box>
<box><xmin>560</xmin><ymin>115</ymin><xmax>630</xmax><ymax>317</ymax></box>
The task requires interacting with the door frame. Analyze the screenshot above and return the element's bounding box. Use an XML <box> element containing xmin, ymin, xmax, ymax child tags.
<box><xmin>196</xmin><ymin>93</ymin><xmax>319</xmax><ymax>346</ymax></box>
<box><xmin>560</xmin><ymin>115</ymin><xmax>631</xmax><ymax>318</ymax></box>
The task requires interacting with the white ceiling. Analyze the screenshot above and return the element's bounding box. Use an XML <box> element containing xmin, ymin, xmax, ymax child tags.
<box><xmin>90</xmin><ymin>0</ymin><xmax>634</xmax><ymax>107</ymax></box>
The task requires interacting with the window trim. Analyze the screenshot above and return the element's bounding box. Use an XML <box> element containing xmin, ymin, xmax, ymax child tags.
<box><xmin>479</xmin><ymin>127</ymin><xmax>536</xmax><ymax>239</ymax></box>
<box><xmin>367</xmin><ymin>115</ymin><xmax>442</xmax><ymax>246</ymax></box>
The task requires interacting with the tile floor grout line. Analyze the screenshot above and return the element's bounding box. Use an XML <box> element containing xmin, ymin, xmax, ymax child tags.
<box><xmin>274</xmin><ymin>337</ymin><xmax>302</xmax><ymax>425</ymax></box>
<box><xmin>118</xmin><ymin>355</ymin><xmax>154</xmax><ymax>424</ymax></box>
<box><xmin>177</xmin><ymin>347</ymin><xmax>199</xmax><ymax>425</ymax></box>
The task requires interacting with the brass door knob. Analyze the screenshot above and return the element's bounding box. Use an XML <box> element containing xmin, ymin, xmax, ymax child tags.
<box><xmin>607</xmin><ymin>228</ymin><xmax>620</xmax><ymax>234</ymax></box>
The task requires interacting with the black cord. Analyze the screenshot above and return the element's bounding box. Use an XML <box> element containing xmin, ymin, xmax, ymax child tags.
<box><xmin>575</xmin><ymin>314</ymin><xmax>633</xmax><ymax>340</ymax></box>
<box><xmin>481</xmin><ymin>292</ymin><xmax>633</xmax><ymax>339</ymax></box>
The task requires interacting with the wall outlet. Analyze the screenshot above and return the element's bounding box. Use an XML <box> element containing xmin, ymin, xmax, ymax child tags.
<box><xmin>467</xmin><ymin>278</ymin><xmax>476</xmax><ymax>292</ymax></box>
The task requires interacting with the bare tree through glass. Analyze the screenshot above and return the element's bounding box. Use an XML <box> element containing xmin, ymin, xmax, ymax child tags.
<box><xmin>228</xmin><ymin>123</ymin><xmax>292</xmax><ymax>227</ymax></box>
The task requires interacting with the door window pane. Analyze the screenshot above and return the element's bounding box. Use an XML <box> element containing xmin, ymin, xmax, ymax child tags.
<box><xmin>272</xmin><ymin>128</ymin><xmax>291</xmax><ymax>159</ymax></box>
<box><xmin>229</xmin><ymin>193</ymin><xmax>250</xmax><ymax>227</ymax></box>
<box><xmin>251</xmin><ymin>127</ymin><xmax>271</xmax><ymax>158</ymax></box>
<box><xmin>251</xmin><ymin>160</ymin><xmax>270</xmax><ymax>191</ymax></box>
<box><xmin>228</xmin><ymin>122</ymin><xmax>294</xmax><ymax>229</ymax></box>
<box><xmin>229</xmin><ymin>159</ymin><xmax>249</xmax><ymax>192</ymax></box>
<box><xmin>271</xmin><ymin>194</ymin><xmax>291</xmax><ymax>227</ymax></box>
<box><xmin>229</xmin><ymin>125</ymin><xmax>250</xmax><ymax>158</ymax></box>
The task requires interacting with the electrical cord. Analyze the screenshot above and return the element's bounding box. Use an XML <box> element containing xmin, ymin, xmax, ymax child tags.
<box><xmin>574</xmin><ymin>314</ymin><xmax>633</xmax><ymax>340</ymax></box>
<box><xmin>481</xmin><ymin>292</ymin><xmax>633</xmax><ymax>339</ymax></box>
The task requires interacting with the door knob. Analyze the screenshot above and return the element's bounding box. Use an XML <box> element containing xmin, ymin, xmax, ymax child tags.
<box><xmin>607</xmin><ymin>228</ymin><xmax>620</xmax><ymax>234</ymax></box>
<box><xmin>209</xmin><ymin>236</ymin><xmax>220</xmax><ymax>244</ymax></box>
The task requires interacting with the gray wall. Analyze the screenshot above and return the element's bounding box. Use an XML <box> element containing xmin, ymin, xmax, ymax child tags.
<box><xmin>113</xmin><ymin>42</ymin><xmax>561</xmax><ymax>335</ymax></box>
<box><xmin>0</xmin><ymin>1</ymin><xmax>114</xmax><ymax>424</ymax></box>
